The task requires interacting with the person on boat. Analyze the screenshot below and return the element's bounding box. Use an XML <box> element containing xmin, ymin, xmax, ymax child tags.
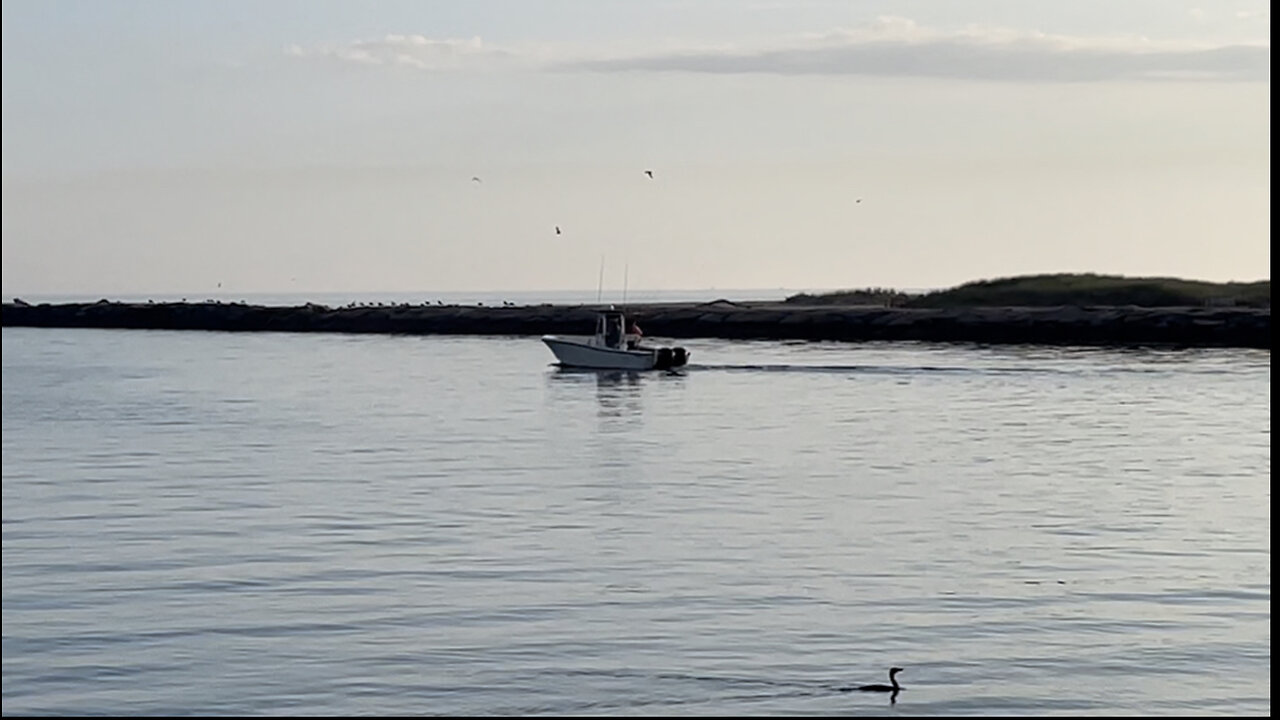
<box><xmin>627</xmin><ymin>321</ymin><xmax>643</xmax><ymax>349</ymax></box>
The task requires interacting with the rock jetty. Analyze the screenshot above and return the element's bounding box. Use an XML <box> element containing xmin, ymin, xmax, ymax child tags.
<box><xmin>0</xmin><ymin>300</ymin><xmax>1269</xmax><ymax>349</ymax></box>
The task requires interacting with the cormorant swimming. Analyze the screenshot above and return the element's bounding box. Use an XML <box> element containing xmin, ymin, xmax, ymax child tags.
<box><xmin>849</xmin><ymin>666</ymin><xmax>903</xmax><ymax>692</ymax></box>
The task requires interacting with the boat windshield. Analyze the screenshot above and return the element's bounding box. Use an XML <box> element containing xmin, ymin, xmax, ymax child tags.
<box><xmin>602</xmin><ymin>314</ymin><xmax>625</xmax><ymax>348</ymax></box>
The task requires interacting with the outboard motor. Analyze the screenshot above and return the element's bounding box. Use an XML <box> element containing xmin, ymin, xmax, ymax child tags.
<box><xmin>672</xmin><ymin>347</ymin><xmax>689</xmax><ymax>368</ymax></box>
<box><xmin>656</xmin><ymin>347</ymin><xmax>674</xmax><ymax>369</ymax></box>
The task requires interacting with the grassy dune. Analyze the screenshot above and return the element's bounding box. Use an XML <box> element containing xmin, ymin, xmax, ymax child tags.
<box><xmin>786</xmin><ymin>274</ymin><xmax>1271</xmax><ymax>308</ymax></box>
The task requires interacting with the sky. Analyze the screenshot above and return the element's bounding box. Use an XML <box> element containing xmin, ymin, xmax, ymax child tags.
<box><xmin>1</xmin><ymin>0</ymin><xmax>1270</xmax><ymax>296</ymax></box>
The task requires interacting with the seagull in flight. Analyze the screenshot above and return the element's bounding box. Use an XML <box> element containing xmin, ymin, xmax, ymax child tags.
<box><xmin>644</xmin><ymin>170</ymin><xmax>654</xmax><ymax>179</ymax></box>
<box><xmin>555</xmin><ymin>226</ymin><xmax>562</xmax><ymax>235</ymax></box>
<box><xmin>471</xmin><ymin>176</ymin><xmax>482</xmax><ymax>183</ymax></box>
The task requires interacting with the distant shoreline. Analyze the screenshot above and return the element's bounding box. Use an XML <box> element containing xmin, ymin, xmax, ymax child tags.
<box><xmin>785</xmin><ymin>274</ymin><xmax>1270</xmax><ymax>309</ymax></box>
<box><xmin>2</xmin><ymin>299</ymin><xmax>1269</xmax><ymax>349</ymax></box>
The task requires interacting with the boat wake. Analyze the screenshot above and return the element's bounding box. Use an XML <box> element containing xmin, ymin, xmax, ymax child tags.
<box><xmin>684</xmin><ymin>362</ymin><xmax>1049</xmax><ymax>376</ymax></box>
<box><xmin>549</xmin><ymin>360</ymin><xmax>1184</xmax><ymax>379</ymax></box>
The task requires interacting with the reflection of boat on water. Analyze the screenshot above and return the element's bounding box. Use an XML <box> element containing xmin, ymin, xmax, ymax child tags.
<box><xmin>546</xmin><ymin>366</ymin><xmax>647</xmax><ymax>418</ymax></box>
<box><xmin>542</xmin><ymin>309</ymin><xmax>690</xmax><ymax>371</ymax></box>
<box><xmin>551</xmin><ymin>368</ymin><xmax>645</xmax><ymax>384</ymax></box>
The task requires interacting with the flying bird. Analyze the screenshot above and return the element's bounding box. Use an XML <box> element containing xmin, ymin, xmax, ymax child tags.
<box><xmin>471</xmin><ymin>176</ymin><xmax>482</xmax><ymax>183</ymax></box>
<box><xmin>856</xmin><ymin>198</ymin><xmax>863</xmax><ymax>203</ymax></box>
<box><xmin>555</xmin><ymin>226</ymin><xmax>562</xmax><ymax>235</ymax></box>
<box><xmin>644</xmin><ymin>170</ymin><xmax>654</xmax><ymax>179</ymax></box>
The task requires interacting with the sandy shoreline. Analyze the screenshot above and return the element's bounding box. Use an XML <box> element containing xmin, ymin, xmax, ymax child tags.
<box><xmin>1</xmin><ymin>300</ymin><xmax>1269</xmax><ymax>349</ymax></box>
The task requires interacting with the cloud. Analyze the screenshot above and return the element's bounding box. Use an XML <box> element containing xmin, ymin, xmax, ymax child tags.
<box><xmin>564</xmin><ymin>16</ymin><xmax>1270</xmax><ymax>82</ymax></box>
<box><xmin>1235</xmin><ymin>9</ymin><xmax>1270</xmax><ymax>20</ymax></box>
<box><xmin>286</xmin><ymin>18</ymin><xmax>1270</xmax><ymax>82</ymax></box>
<box><xmin>285</xmin><ymin>34</ymin><xmax>517</xmax><ymax>71</ymax></box>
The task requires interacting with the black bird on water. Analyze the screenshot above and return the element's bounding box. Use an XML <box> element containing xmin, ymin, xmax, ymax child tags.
<box><xmin>841</xmin><ymin>667</ymin><xmax>904</xmax><ymax>693</ymax></box>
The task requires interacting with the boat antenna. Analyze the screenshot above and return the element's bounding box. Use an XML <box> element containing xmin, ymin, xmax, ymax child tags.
<box><xmin>596</xmin><ymin>254</ymin><xmax>605</xmax><ymax>304</ymax></box>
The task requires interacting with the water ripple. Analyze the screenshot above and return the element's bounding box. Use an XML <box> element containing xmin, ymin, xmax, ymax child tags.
<box><xmin>1</xmin><ymin>328</ymin><xmax>1270</xmax><ymax>716</ymax></box>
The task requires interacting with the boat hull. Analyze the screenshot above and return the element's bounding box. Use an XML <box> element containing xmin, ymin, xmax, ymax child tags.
<box><xmin>542</xmin><ymin>336</ymin><xmax>659</xmax><ymax>370</ymax></box>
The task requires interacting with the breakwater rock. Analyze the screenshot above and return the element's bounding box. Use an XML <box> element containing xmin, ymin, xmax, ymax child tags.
<box><xmin>1</xmin><ymin>300</ymin><xmax>1269</xmax><ymax>349</ymax></box>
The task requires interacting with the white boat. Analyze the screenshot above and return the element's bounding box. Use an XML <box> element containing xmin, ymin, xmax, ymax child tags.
<box><xmin>542</xmin><ymin>309</ymin><xmax>690</xmax><ymax>370</ymax></box>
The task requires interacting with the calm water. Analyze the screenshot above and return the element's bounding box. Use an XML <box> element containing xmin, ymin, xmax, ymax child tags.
<box><xmin>1</xmin><ymin>327</ymin><xmax>1270</xmax><ymax>716</ymax></box>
